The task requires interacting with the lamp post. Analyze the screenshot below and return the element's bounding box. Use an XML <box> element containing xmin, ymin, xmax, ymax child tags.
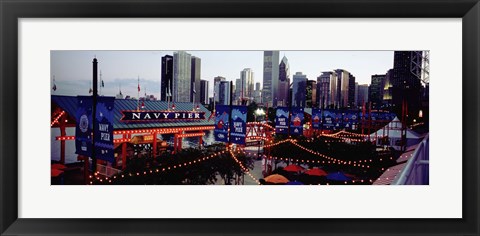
<box><xmin>254</xmin><ymin>108</ymin><xmax>265</xmax><ymax>165</ymax></box>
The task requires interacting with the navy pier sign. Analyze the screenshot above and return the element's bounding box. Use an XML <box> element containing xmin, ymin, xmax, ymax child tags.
<box><xmin>120</xmin><ymin>110</ymin><xmax>206</xmax><ymax>122</ymax></box>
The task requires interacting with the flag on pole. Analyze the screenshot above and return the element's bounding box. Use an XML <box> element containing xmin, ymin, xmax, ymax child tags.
<box><xmin>52</xmin><ymin>76</ymin><xmax>57</xmax><ymax>91</ymax></box>
<box><xmin>138</xmin><ymin>83</ymin><xmax>140</xmax><ymax>92</ymax></box>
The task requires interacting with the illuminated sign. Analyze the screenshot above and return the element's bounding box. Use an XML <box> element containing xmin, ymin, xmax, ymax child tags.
<box><xmin>120</xmin><ymin>111</ymin><xmax>206</xmax><ymax>122</ymax></box>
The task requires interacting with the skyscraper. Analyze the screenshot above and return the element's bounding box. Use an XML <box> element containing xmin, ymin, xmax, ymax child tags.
<box><xmin>200</xmin><ymin>79</ymin><xmax>209</xmax><ymax>105</ymax></box>
<box><xmin>335</xmin><ymin>69</ymin><xmax>351</xmax><ymax>108</ymax></box>
<box><xmin>240</xmin><ymin>68</ymin><xmax>254</xmax><ymax>102</ymax></box>
<box><xmin>348</xmin><ymin>74</ymin><xmax>356</xmax><ymax>108</ymax></box>
<box><xmin>278</xmin><ymin>56</ymin><xmax>290</xmax><ymax>107</ymax></box>
<box><xmin>235</xmin><ymin>78</ymin><xmax>241</xmax><ymax>103</ymax></box>
<box><xmin>191</xmin><ymin>56</ymin><xmax>201</xmax><ymax>103</ymax></box>
<box><xmin>383</xmin><ymin>69</ymin><xmax>393</xmax><ymax>107</ymax></box>
<box><xmin>328</xmin><ymin>71</ymin><xmax>339</xmax><ymax>108</ymax></box>
<box><xmin>357</xmin><ymin>84</ymin><xmax>369</xmax><ymax>107</ymax></box>
<box><xmin>263</xmin><ymin>51</ymin><xmax>279</xmax><ymax>107</ymax></box>
<box><xmin>160</xmin><ymin>55</ymin><xmax>173</xmax><ymax>101</ymax></box>
<box><xmin>317</xmin><ymin>72</ymin><xmax>333</xmax><ymax>108</ymax></box>
<box><xmin>254</xmin><ymin>82</ymin><xmax>262</xmax><ymax>104</ymax></box>
<box><xmin>292</xmin><ymin>72</ymin><xmax>307</xmax><ymax>107</ymax></box>
<box><xmin>218</xmin><ymin>81</ymin><xmax>231</xmax><ymax>105</ymax></box>
<box><xmin>369</xmin><ymin>74</ymin><xmax>386</xmax><ymax>109</ymax></box>
<box><xmin>392</xmin><ymin>51</ymin><xmax>423</xmax><ymax>119</ymax></box>
<box><xmin>354</xmin><ymin>82</ymin><xmax>359</xmax><ymax>108</ymax></box>
<box><xmin>173</xmin><ymin>51</ymin><xmax>192</xmax><ymax>102</ymax></box>
<box><xmin>306</xmin><ymin>80</ymin><xmax>317</xmax><ymax>108</ymax></box>
<box><xmin>214</xmin><ymin>76</ymin><xmax>226</xmax><ymax>102</ymax></box>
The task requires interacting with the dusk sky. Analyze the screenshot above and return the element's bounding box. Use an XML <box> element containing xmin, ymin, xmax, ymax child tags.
<box><xmin>51</xmin><ymin>51</ymin><xmax>394</xmax><ymax>99</ymax></box>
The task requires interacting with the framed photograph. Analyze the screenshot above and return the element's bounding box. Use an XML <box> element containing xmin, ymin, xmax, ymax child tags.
<box><xmin>1</xmin><ymin>0</ymin><xmax>479</xmax><ymax>235</ymax></box>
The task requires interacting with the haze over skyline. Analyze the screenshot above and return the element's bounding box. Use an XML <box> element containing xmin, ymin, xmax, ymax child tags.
<box><xmin>51</xmin><ymin>50</ymin><xmax>394</xmax><ymax>99</ymax></box>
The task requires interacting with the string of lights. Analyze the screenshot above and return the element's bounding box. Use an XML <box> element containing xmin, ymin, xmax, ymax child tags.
<box><xmin>89</xmin><ymin>148</ymin><xmax>230</xmax><ymax>184</ymax></box>
<box><xmin>288</xmin><ymin>140</ymin><xmax>375</xmax><ymax>168</ymax></box>
<box><xmin>228</xmin><ymin>149</ymin><xmax>260</xmax><ymax>185</ymax></box>
<box><xmin>247</xmin><ymin>122</ymin><xmax>275</xmax><ymax>130</ymax></box>
<box><xmin>113</xmin><ymin>126</ymin><xmax>214</xmax><ymax>135</ymax></box>
<box><xmin>238</xmin><ymin>149</ymin><xmax>400</xmax><ymax>185</ymax></box>
<box><xmin>50</xmin><ymin>110</ymin><xmax>66</xmax><ymax>127</ymax></box>
<box><xmin>55</xmin><ymin>136</ymin><xmax>75</xmax><ymax>141</ymax></box>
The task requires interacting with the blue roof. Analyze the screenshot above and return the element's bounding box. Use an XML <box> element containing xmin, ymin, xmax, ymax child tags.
<box><xmin>52</xmin><ymin>95</ymin><xmax>214</xmax><ymax>130</ymax></box>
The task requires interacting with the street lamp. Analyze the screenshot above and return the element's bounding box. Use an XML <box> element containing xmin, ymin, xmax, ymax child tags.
<box><xmin>255</xmin><ymin>108</ymin><xmax>265</xmax><ymax>122</ymax></box>
<box><xmin>254</xmin><ymin>108</ymin><xmax>266</xmax><ymax>161</ymax></box>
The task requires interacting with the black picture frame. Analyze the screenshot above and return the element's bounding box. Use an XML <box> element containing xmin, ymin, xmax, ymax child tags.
<box><xmin>1</xmin><ymin>0</ymin><xmax>479</xmax><ymax>235</ymax></box>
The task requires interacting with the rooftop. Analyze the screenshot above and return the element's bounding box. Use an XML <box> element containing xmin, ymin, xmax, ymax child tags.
<box><xmin>52</xmin><ymin>95</ymin><xmax>214</xmax><ymax>130</ymax></box>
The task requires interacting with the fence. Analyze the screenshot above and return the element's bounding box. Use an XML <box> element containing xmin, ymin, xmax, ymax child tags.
<box><xmin>392</xmin><ymin>134</ymin><xmax>429</xmax><ymax>185</ymax></box>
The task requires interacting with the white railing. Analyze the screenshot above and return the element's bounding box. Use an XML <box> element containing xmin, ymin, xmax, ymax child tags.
<box><xmin>392</xmin><ymin>134</ymin><xmax>429</xmax><ymax>185</ymax></box>
<box><xmin>96</xmin><ymin>164</ymin><xmax>122</xmax><ymax>177</ymax></box>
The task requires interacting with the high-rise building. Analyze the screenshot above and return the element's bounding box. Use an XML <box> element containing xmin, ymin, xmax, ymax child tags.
<box><xmin>214</xmin><ymin>76</ymin><xmax>226</xmax><ymax>84</ymax></box>
<box><xmin>306</xmin><ymin>80</ymin><xmax>317</xmax><ymax>108</ymax></box>
<box><xmin>254</xmin><ymin>82</ymin><xmax>262</xmax><ymax>104</ymax></box>
<box><xmin>278</xmin><ymin>56</ymin><xmax>290</xmax><ymax>107</ymax></box>
<box><xmin>263</xmin><ymin>51</ymin><xmax>279</xmax><ymax>107</ymax></box>
<box><xmin>218</xmin><ymin>81</ymin><xmax>231</xmax><ymax>105</ymax></box>
<box><xmin>173</xmin><ymin>51</ymin><xmax>192</xmax><ymax>102</ymax></box>
<box><xmin>292</xmin><ymin>72</ymin><xmax>307</xmax><ymax>107</ymax></box>
<box><xmin>369</xmin><ymin>74</ymin><xmax>386</xmax><ymax>109</ymax></box>
<box><xmin>240</xmin><ymin>68</ymin><xmax>254</xmax><ymax>102</ymax></box>
<box><xmin>392</xmin><ymin>51</ymin><xmax>423</xmax><ymax>119</ymax></box>
<box><xmin>328</xmin><ymin>71</ymin><xmax>339</xmax><ymax>108</ymax></box>
<box><xmin>334</xmin><ymin>69</ymin><xmax>351</xmax><ymax>108</ymax></box>
<box><xmin>354</xmin><ymin>82</ymin><xmax>359</xmax><ymax>108</ymax></box>
<box><xmin>213</xmin><ymin>76</ymin><xmax>226</xmax><ymax>102</ymax></box>
<box><xmin>235</xmin><ymin>78</ymin><xmax>241</xmax><ymax>103</ymax></box>
<box><xmin>317</xmin><ymin>72</ymin><xmax>334</xmax><ymax>108</ymax></box>
<box><xmin>348</xmin><ymin>74</ymin><xmax>356</xmax><ymax>108</ymax></box>
<box><xmin>357</xmin><ymin>84</ymin><xmax>369</xmax><ymax>107</ymax></box>
<box><xmin>200</xmin><ymin>79</ymin><xmax>209</xmax><ymax>105</ymax></box>
<box><xmin>191</xmin><ymin>56</ymin><xmax>201</xmax><ymax>103</ymax></box>
<box><xmin>383</xmin><ymin>69</ymin><xmax>393</xmax><ymax>107</ymax></box>
<box><xmin>160</xmin><ymin>55</ymin><xmax>173</xmax><ymax>101</ymax></box>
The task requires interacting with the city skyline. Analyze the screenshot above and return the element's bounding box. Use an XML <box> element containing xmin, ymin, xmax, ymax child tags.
<box><xmin>51</xmin><ymin>51</ymin><xmax>394</xmax><ymax>99</ymax></box>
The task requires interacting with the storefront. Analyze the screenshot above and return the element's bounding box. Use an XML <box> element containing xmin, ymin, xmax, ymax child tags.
<box><xmin>51</xmin><ymin>95</ymin><xmax>215</xmax><ymax>170</ymax></box>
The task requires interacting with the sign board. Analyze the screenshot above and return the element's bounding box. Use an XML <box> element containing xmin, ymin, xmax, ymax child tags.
<box><xmin>120</xmin><ymin>111</ymin><xmax>205</xmax><ymax>122</ymax></box>
<box><xmin>230</xmin><ymin>105</ymin><xmax>247</xmax><ymax>145</ymax></box>
<box><xmin>290</xmin><ymin>107</ymin><xmax>304</xmax><ymax>135</ymax></box>
<box><xmin>275</xmin><ymin>107</ymin><xmax>290</xmax><ymax>134</ymax></box>
<box><xmin>94</xmin><ymin>96</ymin><xmax>115</xmax><ymax>162</ymax></box>
<box><xmin>312</xmin><ymin>108</ymin><xmax>322</xmax><ymax>130</ymax></box>
<box><xmin>75</xmin><ymin>96</ymin><xmax>93</xmax><ymax>156</ymax></box>
<box><xmin>343</xmin><ymin>110</ymin><xmax>360</xmax><ymax>130</ymax></box>
<box><xmin>214</xmin><ymin>105</ymin><xmax>230</xmax><ymax>143</ymax></box>
<box><xmin>322</xmin><ymin>109</ymin><xmax>341</xmax><ymax>130</ymax></box>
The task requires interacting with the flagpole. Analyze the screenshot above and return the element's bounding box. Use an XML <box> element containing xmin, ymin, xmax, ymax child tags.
<box><xmin>192</xmin><ymin>83</ymin><xmax>195</xmax><ymax>111</ymax></box>
<box><xmin>99</xmin><ymin>70</ymin><xmax>102</xmax><ymax>96</ymax></box>
<box><xmin>167</xmin><ymin>80</ymin><xmax>170</xmax><ymax>111</ymax></box>
<box><xmin>137</xmin><ymin>76</ymin><xmax>140</xmax><ymax>111</ymax></box>
<box><xmin>52</xmin><ymin>75</ymin><xmax>56</xmax><ymax>92</ymax></box>
<box><xmin>91</xmin><ymin>57</ymin><xmax>98</xmax><ymax>175</ymax></box>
